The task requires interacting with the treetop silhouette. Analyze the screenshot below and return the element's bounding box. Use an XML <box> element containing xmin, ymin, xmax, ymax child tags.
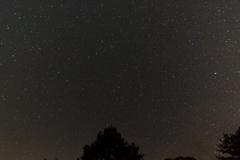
<box><xmin>81</xmin><ymin>126</ymin><xmax>144</xmax><ymax>160</ymax></box>
<box><xmin>216</xmin><ymin>126</ymin><xmax>240</xmax><ymax>160</ymax></box>
<box><xmin>164</xmin><ymin>156</ymin><xmax>197</xmax><ymax>160</ymax></box>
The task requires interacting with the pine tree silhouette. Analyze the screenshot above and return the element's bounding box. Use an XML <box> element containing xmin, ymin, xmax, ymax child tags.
<box><xmin>216</xmin><ymin>127</ymin><xmax>240</xmax><ymax>160</ymax></box>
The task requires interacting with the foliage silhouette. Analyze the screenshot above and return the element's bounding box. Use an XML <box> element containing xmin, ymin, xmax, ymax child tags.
<box><xmin>164</xmin><ymin>156</ymin><xmax>197</xmax><ymax>160</ymax></box>
<box><xmin>81</xmin><ymin>126</ymin><xmax>144</xmax><ymax>160</ymax></box>
<box><xmin>216</xmin><ymin>126</ymin><xmax>240</xmax><ymax>160</ymax></box>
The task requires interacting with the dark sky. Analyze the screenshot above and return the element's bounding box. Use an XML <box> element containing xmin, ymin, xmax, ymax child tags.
<box><xmin>1</xmin><ymin>0</ymin><xmax>240</xmax><ymax>160</ymax></box>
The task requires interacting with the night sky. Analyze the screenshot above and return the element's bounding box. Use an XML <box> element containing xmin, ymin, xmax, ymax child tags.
<box><xmin>1</xmin><ymin>0</ymin><xmax>240</xmax><ymax>160</ymax></box>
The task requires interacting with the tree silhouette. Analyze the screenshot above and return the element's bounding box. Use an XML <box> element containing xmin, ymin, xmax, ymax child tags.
<box><xmin>216</xmin><ymin>127</ymin><xmax>240</xmax><ymax>160</ymax></box>
<box><xmin>165</xmin><ymin>156</ymin><xmax>197</xmax><ymax>160</ymax></box>
<box><xmin>81</xmin><ymin>126</ymin><xmax>144</xmax><ymax>160</ymax></box>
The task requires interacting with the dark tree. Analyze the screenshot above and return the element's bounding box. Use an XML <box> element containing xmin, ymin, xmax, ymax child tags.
<box><xmin>216</xmin><ymin>127</ymin><xmax>240</xmax><ymax>160</ymax></box>
<box><xmin>81</xmin><ymin>126</ymin><xmax>144</xmax><ymax>160</ymax></box>
<box><xmin>165</xmin><ymin>156</ymin><xmax>197</xmax><ymax>160</ymax></box>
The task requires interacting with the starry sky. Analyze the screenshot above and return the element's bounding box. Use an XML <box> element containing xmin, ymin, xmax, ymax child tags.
<box><xmin>1</xmin><ymin>0</ymin><xmax>240</xmax><ymax>160</ymax></box>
